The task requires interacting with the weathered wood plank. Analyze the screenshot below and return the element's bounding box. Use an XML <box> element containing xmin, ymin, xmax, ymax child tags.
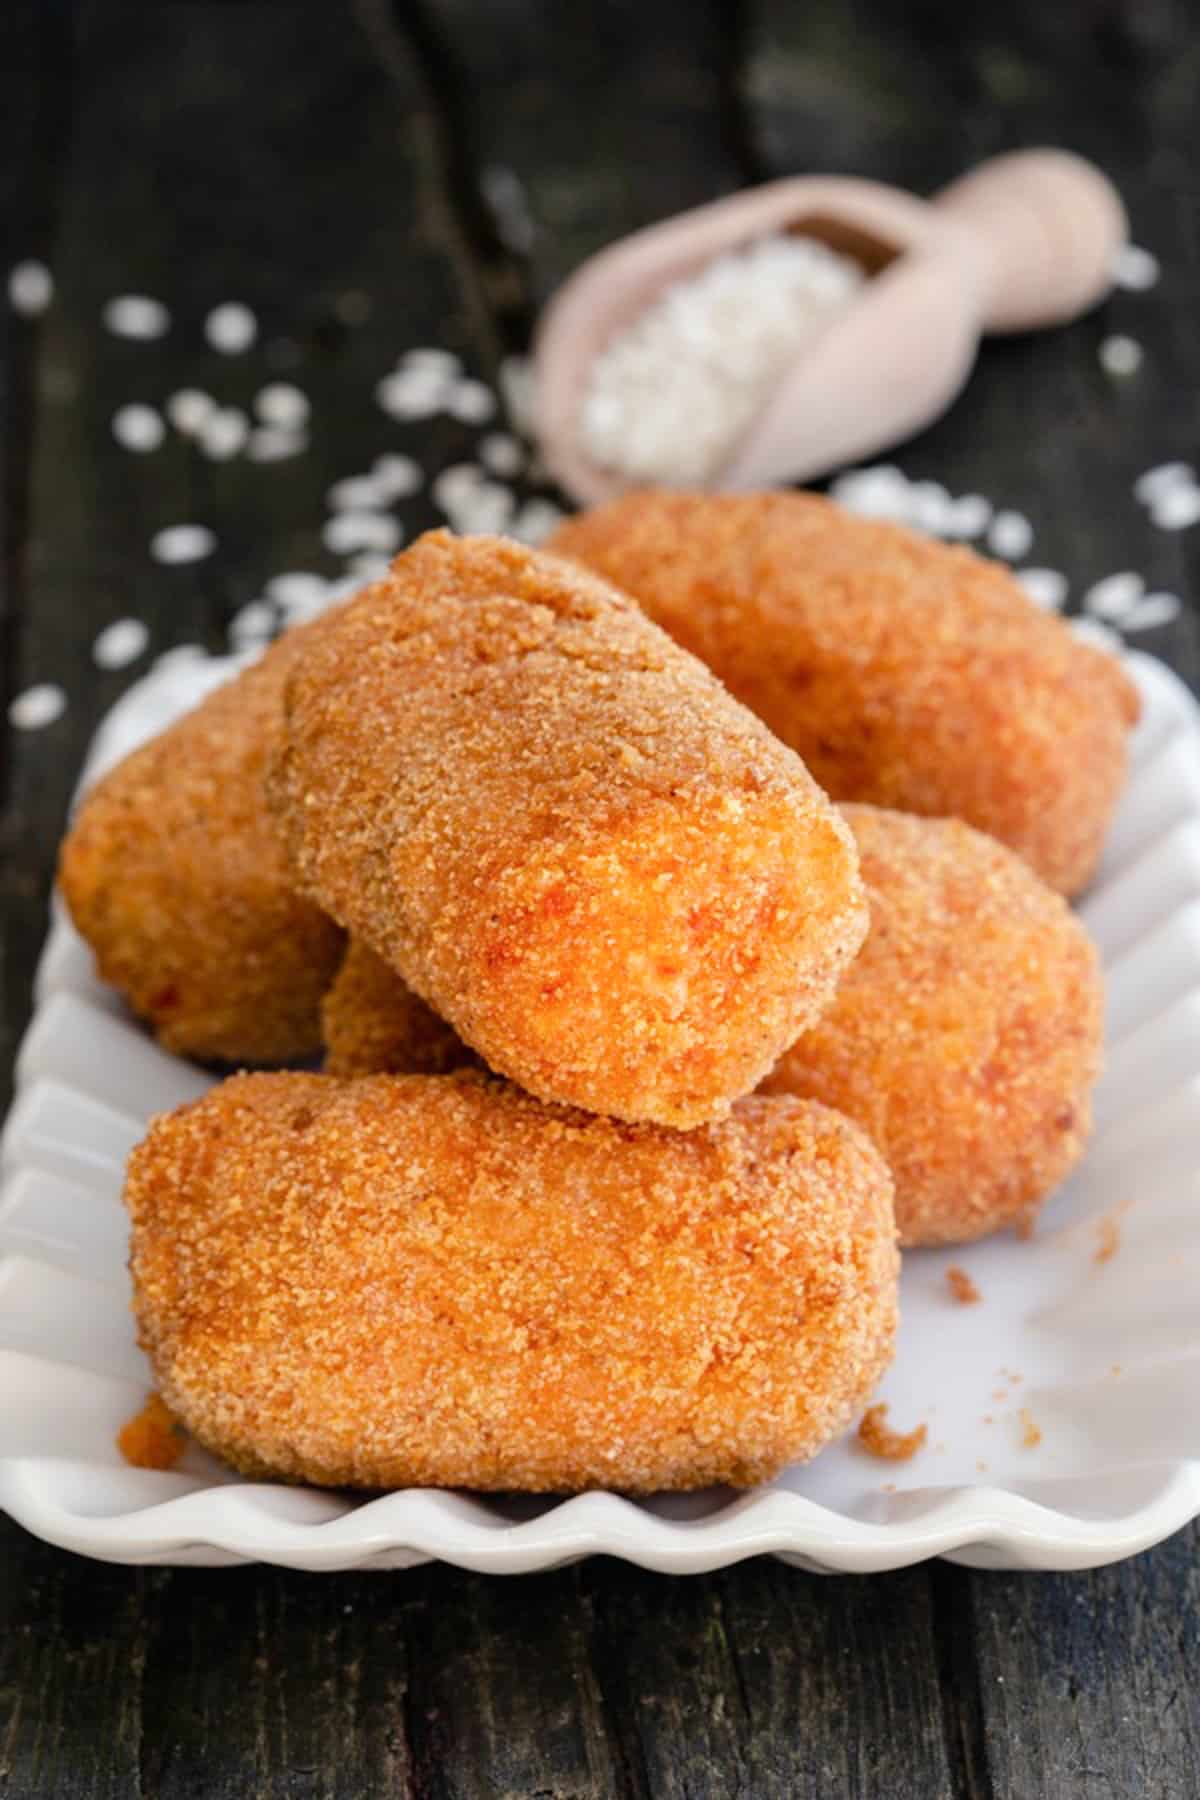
<box><xmin>416</xmin><ymin>0</ymin><xmax>753</xmax><ymax>307</ymax></box>
<box><xmin>966</xmin><ymin>1525</ymin><xmax>1200</xmax><ymax>1798</ymax></box>
<box><xmin>402</xmin><ymin>1566</ymin><xmax>631</xmax><ymax>1798</ymax></box>
<box><xmin>0</xmin><ymin>1533</ymin><xmax>148</xmax><ymax>1800</ymax></box>
<box><xmin>583</xmin><ymin>1558</ymin><xmax>957</xmax><ymax>1800</ymax></box>
<box><xmin>138</xmin><ymin>1567</ymin><xmax>422</xmax><ymax>1800</ymax></box>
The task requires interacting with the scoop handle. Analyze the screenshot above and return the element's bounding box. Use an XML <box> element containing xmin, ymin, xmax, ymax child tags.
<box><xmin>931</xmin><ymin>148</ymin><xmax>1128</xmax><ymax>334</ymax></box>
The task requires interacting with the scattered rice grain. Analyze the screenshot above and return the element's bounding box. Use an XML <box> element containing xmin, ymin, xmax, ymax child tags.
<box><xmin>93</xmin><ymin>618</ymin><xmax>150</xmax><ymax>670</ymax></box>
<box><xmin>112</xmin><ymin>404</ymin><xmax>165</xmax><ymax>453</ymax></box>
<box><xmin>266</xmin><ymin>572</ymin><xmax>330</xmax><ymax>612</ymax></box>
<box><xmin>479</xmin><ymin>432</ymin><xmax>524</xmax><ymax>477</ymax></box>
<box><xmin>247</xmin><ymin>427</ymin><xmax>307</xmax><ymax>462</ymax></box>
<box><xmin>344</xmin><ymin>552</ymin><xmax>394</xmax><ymax>583</ymax></box>
<box><xmin>1016</xmin><ymin>568</ymin><xmax>1068</xmax><ymax>610</ymax></box>
<box><xmin>166</xmin><ymin>389</ymin><xmax>217</xmax><ymax>435</ymax></box>
<box><xmin>510</xmin><ymin>497</ymin><xmax>567</xmax><ymax>544</ymax></box>
<box><xmin>328</xmin><ymin>476</ymin><xmax>386</xmax><ymax>512</ymax></box>
<box><xmin>376</xmin><ymin>367</ymin><xmax>448</xmax><ymax>420</ymax></box>
<box><xmin>254</xmin><ymin>383</ymin><xmax>309</xmax><ymax>429</ymax></box>
<box><xmin>322</xmin><ymin>511</ymin><xmax>401</xmax><ymax>556</ymax></box>
<box><xmin>9</xmin><ymin>683</ymin><xmax>66</xmax><ymax>730</ymax></box>
<box><xmin>1151</xmin><ymin>485</ymin><xmax>1200</xmax><ymax>530</ymax></box>
<box><xmin>1112</xmin><ymin>243</ymin><xmax>1160</xmax><ymax>291</ymax></box>
<box><xmin>103</xmin><ymin>295</ymin><xmax>170</xmax><ymax>340</ymax></box>
<box><xmin>1099</xmin><ymin>334</ymin><xmax>1143</xmax><ymax>376</ymax></box>
<box><xmin>198</xmin><ymin>406</ymin><xmax>249</xmax><ymax>461</ymax></box>
<box><xmin>371</xmin><ymin>453</ymin><xmax>422</xmax><ymax>499</ymax></box>
<box><xmin>8</xmin><ymin>260</ymin><xmax>53</xmax><ymax>315</ymax></box>
<box><xmin>1121</xmin><ymin>591</ymin><xmax>1181</xmax><ymax>632</ymax></box>
<box><xmin>987</xmin><ymin>509</ymin><xmax>1034</xmax><ymax>560</ymax></box>
<box><xmin>448</xmin><ymin>378</ymin><xmax>497</xmax><ymax>424</ymax></box>
<box><xmin>150</xmin><ymin>524</ymin><xmax>216</xmax><ymax>565</ymax></box>
<box><xmin>1134</xmin><ymin>462</ymin><xmax>1193</xmax><ymax>504</ymax></box>
<box><xmin>499</xmin><ymin>355</ymin><xmax>534</xmax><ymax>434</ymax></box>
<box><xmin>227</xmin><ymin>601</ymin><xmax>276</xmax><ymax>650</ymax></box>
<box><xmin>1083</xmin><ymin>571</ymin><xmax>1144</xmax><ymax>621</ymax></box>
<box><xmin>205</xmin><ymin>302</ymin><xmax>258</xmax><ymax>354</ymax></box>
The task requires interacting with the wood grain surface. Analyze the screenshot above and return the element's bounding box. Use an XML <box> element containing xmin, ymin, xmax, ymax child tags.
<box><xmin>1</xmin><ymin>2</ymin><xmax>1198</xmax><ymax>1795</ymax></box>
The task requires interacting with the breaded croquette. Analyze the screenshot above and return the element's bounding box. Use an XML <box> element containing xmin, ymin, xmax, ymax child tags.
<box><xmin>126</xmin><ymin>1071</ymin><xmax>898</xmax><ymax>1492</ymax></box>
<box><xmin>760</xmin><ymin>805</ymin><xmax>1103</xmax><ymax>1247</ymax></box>
<box><xmin>59</xmin><ymin>625</ymin><xmax>344</xmax><ymax>1063</ymax></box>
<box><xmin>548</xmin><ymin>491</ymin><xmax>1140</xmax><ymax>896</ymax></box>
<box><xmin>268</xmin><ymin>531</ymin><xmax>867</xmax><ymax>1128</ymax></box>
<box><xmin>322</xmin><ymin>939</ymin><xmax>471</xmax><ymax>1077</ymax></box>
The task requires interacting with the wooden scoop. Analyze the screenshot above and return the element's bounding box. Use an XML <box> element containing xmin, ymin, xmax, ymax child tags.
<box><xmin>533</xmin><ymin>149</ymin><xmax>1127</xmax><ymax>505</ymax></box>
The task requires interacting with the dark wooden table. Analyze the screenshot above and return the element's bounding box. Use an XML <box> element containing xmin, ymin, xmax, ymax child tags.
<box><xmin>2</xmin><ymin>2</ymin><xmax>1198</xmax><ymax>1794</ymax></box>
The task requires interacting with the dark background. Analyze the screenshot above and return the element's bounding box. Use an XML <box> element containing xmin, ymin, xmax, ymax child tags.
<box><xmin>2</xmin><ymin>1</ymin><xmax>1199</xmax><ymax>1794</ymax></box>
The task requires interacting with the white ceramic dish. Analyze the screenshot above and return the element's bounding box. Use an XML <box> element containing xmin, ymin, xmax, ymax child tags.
<box><xmin>3</xmin><ymin>644</ymin><xmax>1199</xmax><ymax>1573</ymax></box>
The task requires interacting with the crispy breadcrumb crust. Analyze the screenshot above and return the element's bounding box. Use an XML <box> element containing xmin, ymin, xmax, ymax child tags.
<box><xmin>126</xmin><ymin>1071</ymin><xmax>899</xmax><ymax>1493</ymax></box>
<box><xmin>549</xmin><ymin>491</ymin><xmax>1140</xmax><ymax>897</ymax></box>
<box><xmin>268</xmin><ymin>531</ymin><xmax>867</xmax><ymax>1127</ymax></box>
<box><xmin>761</xmin><ymin>806</ymin><xmax>1103</xmax><ymax>1247</ymax></box>
<box><xmin>322</xmin><ymin>940</ymin><xmax>472</xmax><ymax>1077</ymax></box>
<box><xmin>58</xmin><ymin>624</ymin><xmax>344</xmax><ymax>1063</ymax></box>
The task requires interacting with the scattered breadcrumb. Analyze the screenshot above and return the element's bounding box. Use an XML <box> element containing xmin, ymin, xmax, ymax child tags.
<box><xmin>1019</xmin><ymin>1407</ymin><xmax>1043</xmax><ymax>1449</ymax></box>
<box><xmin>857</xmin><ymin>1404</ymin><xmax>928</xmax><ymax>1462</ymax></box>
<box><xmin>947</xmin><ymin>1265</ymin><xmax>981</xmax><ymax>1304</ymax></box>
<box><xmin>976</xmin><ymin>1460</ymin><xmax>989</xmax><ymax>1474</ymax></box>
<box><xmin>1094</xmin><ymin>1214</ymin><xmax>1122</xmax><ymax>1263</ymax></box>
<box><xmin>993</xmin><ymin>1390</ymin><xmax>1009</xmax><ymax>1403</ymax></box>
<box><xmin>118</xmin><ymin>1392</ymin><xmax>185</xmax><ymax>1470</ymax></box>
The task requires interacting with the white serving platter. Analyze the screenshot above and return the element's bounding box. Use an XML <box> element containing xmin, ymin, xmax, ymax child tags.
<box><xmin>2</xmin><ymin>644</ymin><xmax>1199</xmax><ymax>1572</ymax></box>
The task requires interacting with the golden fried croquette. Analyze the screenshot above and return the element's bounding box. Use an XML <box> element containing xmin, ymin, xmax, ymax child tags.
<box><xmin>322</xmin><ymin>939</ymin><xmax>472</xmax><ymax>1077</ymax></box>
<box><xmin>548</xmin><ymin>491</ymin><xmax>1140</xmax><ymax>896</ymax></box>
<box><xmin>268</xmin><ymin>531</ymin><xmax>867</xmax><ymax>1128</ymax></box>
<box><xmin>760</xmin><ymin>805</ymin><xmax>1103</xmax><ymax>1247</ymax></box>
<box><xmin>126</xmin><ymin>1070</ymin><xmax>898</xmax><ymax>1492</ymax></box>
<box><xmin>58</xmin><ymin>624</ymin><xmax>344</xmax><ymax>1063</ymax></box>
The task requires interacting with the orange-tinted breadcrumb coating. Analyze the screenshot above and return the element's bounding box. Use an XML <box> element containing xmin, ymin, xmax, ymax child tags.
<box><xmin>58</xmin><ymin>623</ymin><xmax>344</xmax><ymax>1063</ymax></box>
<box><xmin>548</xmin><ymin>491</ymin><xmax>1140</xmax><ymax>897</ymax></box>
<box><xmin>268</xmin><ymin>531</ymin><xmax>867</xmax><ymax>1127</ymax></box>
<box><xmin>760</xmin><ymin>805</ymin><xmax>1103</xmax><ymax>1248</ymax></box>
<box><xmin>322</xmin><ymin>940</ymin><xmax>472</xmax><ymax>1077</ymax></box>
<box><xmin>125</xmin><ymin>1071</ymin><xmax>899</xmax><ymax>1493</ymax></box>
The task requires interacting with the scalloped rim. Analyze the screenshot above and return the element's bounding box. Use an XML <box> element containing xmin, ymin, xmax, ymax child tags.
<box><xmin>2</xmin><ymin>1460</ymin><xmax>1200</xmax><ymax>1573</ymax></box>
<box><xmin>3</xmin><ymin>646</ymin><xmax>1200</xmax><ymax>1572</ymax></box>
